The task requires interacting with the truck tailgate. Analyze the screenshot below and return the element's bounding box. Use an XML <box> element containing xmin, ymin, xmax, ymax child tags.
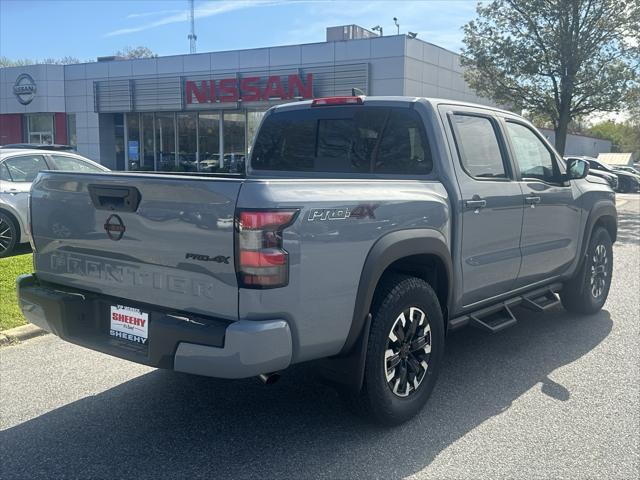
<box><xmin>30</xmin><ymin>172</ymin><xmax>242</xmax><ymax>320</ymax></box>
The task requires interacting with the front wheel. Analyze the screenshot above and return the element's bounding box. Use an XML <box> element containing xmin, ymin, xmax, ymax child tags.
<box><xmin>560</xmin><ymin>227</ymin><xmax>613</xmax><ymax>314</ymax></box>
<box><xmin>355</xmin><ymin>274</ymin><xmax>444</xmax><ymax>426</ymax></box>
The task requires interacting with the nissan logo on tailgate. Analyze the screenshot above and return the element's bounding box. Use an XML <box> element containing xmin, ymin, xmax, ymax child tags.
<box><xmin>104</xmin><ymin>214</ymin><xmax>125</xmax><ymax>241</ymax></box>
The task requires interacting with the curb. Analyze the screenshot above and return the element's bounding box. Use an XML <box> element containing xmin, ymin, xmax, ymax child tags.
<box><xmin>0</xmin><ymin>324</ymin><xmax>47</xmax><ymax>346</ymax></box>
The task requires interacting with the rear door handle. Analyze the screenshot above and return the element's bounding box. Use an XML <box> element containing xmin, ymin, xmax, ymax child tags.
<box><xmin>525</xmin><ymin>196</ymin><xmax>541</xmax><ymax>205</ymax></box>
<box><xmin>464</xmin><ymin>199</ymin><xmax>487</xmax><ymax>209</ymax></box>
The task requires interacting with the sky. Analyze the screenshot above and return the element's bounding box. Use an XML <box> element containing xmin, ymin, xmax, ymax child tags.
<box><xmin>0</xmin><ymin>0</ymin><xmax>480</xmax><ymax>62</ymax></box>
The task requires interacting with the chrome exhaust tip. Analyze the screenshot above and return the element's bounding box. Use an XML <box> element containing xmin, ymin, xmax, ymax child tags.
<box><xmin>258</xmin><ymin>372</ymin><xmax>281</xmax><ymax>385</ymax></box>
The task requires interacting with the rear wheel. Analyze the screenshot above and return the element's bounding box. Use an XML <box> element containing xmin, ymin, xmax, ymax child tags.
<box><xmin>354</xmin><ymin>274</ymin><xmax>444</xmax><ymax>426</ymax></box>
<box><xmin>0</xmin><ymin>212</ymin><xmax>18</xmax><ymax>258</ymax></box>
<box><xmin>560</xmin><ymin>227</ymin><xmax>613</xmax><ymax>314</ymax></box>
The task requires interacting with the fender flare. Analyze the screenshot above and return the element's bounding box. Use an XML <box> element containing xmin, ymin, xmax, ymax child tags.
<box><xmin>569</xmin><ymin>200</ymin><xmax>616</xmax><ymax>282</ymax></box>
<box><xmin>341</xmin><ymin>228</ymin><xmax>452</xmax><ymax>354</ymax></box>
<box><xmin>318</xmin><ymin>229</ymin><xmax>452</xmax><ymax>392</ymax></box>
<box><xmin>578</xmin><ymin>201</ymin><xmax>617</xmax><ymax>269</ymax></box>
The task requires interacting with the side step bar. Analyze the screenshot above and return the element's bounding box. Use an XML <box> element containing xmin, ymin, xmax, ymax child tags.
<box><xmin>469</xmin><ymin>304</ymin><xmax>517</xmax><ymax>333</ymax></box>
<box><xmin>448</xmin><ymin>283</ymin><xmax>563</xmax><ymax>334</ymax></box>
<box><xmin>521</xmin><ymin>289</ymin><xmax>561</xmax><ymax>312</ymax></box>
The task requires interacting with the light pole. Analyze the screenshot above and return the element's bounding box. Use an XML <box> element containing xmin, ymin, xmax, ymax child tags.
<box><xmin>393</xmin><ymin>17</ymin><xmax>399</xmax><ymax>35</ymax></box>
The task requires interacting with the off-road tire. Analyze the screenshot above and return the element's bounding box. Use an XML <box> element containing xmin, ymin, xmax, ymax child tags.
<box><xmin>353</xmin><ymin>274</ymin><xmax>444</xmax><ymax>426</ymax></box>
<box><xmin>560</xmin><ymin>227</ymin><xmax>613</xmax><ymax>314</ymax></box>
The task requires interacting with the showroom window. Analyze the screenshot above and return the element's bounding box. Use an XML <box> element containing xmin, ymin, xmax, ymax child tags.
<box><xmin>26</xmin><ymin>114</ymin><xmax>54</xmax><ymax>145</ymax></box>
<box><xmin>67</xmin><ymin>114</ymin><xmax>77</xmax><ymax>148</ymax></box>
<box><xmin>178</xmin><ymin>113</ymin><xmax>198</xmax><ymax>171</ymax></box>
<box><xmin>122</xmin><ymin>110</ymin><xmax>250</xmax><ymax>172</ymax></box>
<box><xmin>155</xmin><ymin>113</ymin><xmax>176</xmax><ymax>171</ymax></box>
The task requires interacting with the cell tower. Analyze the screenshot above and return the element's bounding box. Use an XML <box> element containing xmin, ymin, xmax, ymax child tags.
<box><xmin>188</xmin><ymin>0</ymin><xmax>197</xmax><ymax>54</ymax></box>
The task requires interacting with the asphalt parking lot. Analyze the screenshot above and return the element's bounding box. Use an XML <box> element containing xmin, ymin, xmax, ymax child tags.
<box><xmin>1</xmin><ymin>194</ymin><xmax>638</xmax><ymax>480</ymax></box>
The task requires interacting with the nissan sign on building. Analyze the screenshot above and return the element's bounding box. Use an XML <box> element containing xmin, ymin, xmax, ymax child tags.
<box><xmin>0</xmin><ymin>24</ymin><xmax>612</xmax><ymax>167</ymax></box>
<box><xmin>184</xmin><ymin>74</ymin><xmax>313</xmax><ymax>105</ymax></box>
<box><xmin>13</xmin><ymin>73</ymin><xmax>37</xmax><ymax>105</ymax></box>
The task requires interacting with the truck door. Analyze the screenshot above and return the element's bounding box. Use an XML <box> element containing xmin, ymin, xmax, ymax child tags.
<box><xmin>502</xmin><ymin>120</ymin><xmax>581</xmax><ymax>287</ymax></box>
<box><xmin>444</xmin><ymin>109</ymin><xmax>524</xmax><ymax>307</ymax></box>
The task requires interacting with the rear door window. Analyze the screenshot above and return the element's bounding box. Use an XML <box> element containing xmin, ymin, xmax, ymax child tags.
<box><xmin>50</xmin><ymin>154</ymin><xmax>104</xmax><ymax>172</ymax></box>
<box><xmin>2</xmin><ymin>155</ymin><xmax>48</xmax><ymax>182</ymax></box>
<box><xmin>450</xmin><ymin>114</ymin><xmax>508</xmax><ymax>179</ymax></box>
<box><xmin>251</xmin><ymin>106</ymin><xmax>432</xmax><ymax>175</ymax></box>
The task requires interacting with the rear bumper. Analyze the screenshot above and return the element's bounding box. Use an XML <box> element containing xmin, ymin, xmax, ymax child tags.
<box><xmin>17</xmin><ymin>274</ymin><xmax>292</xmax><ymax>378</ymax></box>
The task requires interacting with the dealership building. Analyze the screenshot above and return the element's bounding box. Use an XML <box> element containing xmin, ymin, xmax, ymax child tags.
<box><xmin>0</xmin><ymin>25</ymin><xmax>611</xmax><ymax>170</ymax></box>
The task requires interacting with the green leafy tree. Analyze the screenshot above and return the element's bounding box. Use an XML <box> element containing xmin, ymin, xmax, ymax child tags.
<box><xmin>461</xmin><ymin>0</ymin><xmax>640</xmax><ymax>155</ymax></box>
<box><xmin>115</xmin><ymin>46</ymin><xmax>158</xmax><ymax>59</ymax></box>
<box><xmin>588</xmin><ymin>121</ymin><xmax>640</xmax><ymax>155</ymax></box>
<box><xmin>0</xmin><ymin>56</ymin><xmax>81</xmax><ymax>66</ymax></box>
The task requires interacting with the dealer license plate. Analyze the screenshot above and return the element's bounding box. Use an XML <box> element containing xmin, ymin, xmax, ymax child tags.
<box><xmin>109</xmin><ymin>305</ymin><xmax>149</xmax><ymax>345</ymax></box>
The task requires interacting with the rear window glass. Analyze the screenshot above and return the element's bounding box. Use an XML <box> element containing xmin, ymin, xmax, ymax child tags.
<box><xmin>50</xmin><ymin>155</ymin><xmax>104</xmax><ymax>172</ymax></box>
<box><xmin>251</xmin><ymin>106</ymin><xmax>432</xmax><ymax>175</ymax></box>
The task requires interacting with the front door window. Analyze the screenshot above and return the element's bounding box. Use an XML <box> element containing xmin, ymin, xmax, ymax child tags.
<box><xmin>505</xmin><ymin>122</ymin><xmax>559</xmax><ymax>183</ymax></box>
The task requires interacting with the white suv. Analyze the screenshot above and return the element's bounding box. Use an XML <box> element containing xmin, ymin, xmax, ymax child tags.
<box><xmin>0</xmin><ymin>146</ymin><xmax>109</xmax><ymax>257</ymax></box>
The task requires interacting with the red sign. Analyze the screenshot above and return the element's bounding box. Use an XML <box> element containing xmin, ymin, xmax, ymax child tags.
<box><xmin>185</xmin><ymin>73</ymin><xmax>313</xmax><ymax>104</ymax></box>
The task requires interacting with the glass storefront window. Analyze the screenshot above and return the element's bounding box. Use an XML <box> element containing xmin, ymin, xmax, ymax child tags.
<box><xmin>67</xmin><ymin>114</ymin><xmax>77</xmax><ymax>148</ymax></box>
<box><xmin>126</xmin><ymin>113</ymin><xmax>141</xmax><ymax>170</ymax></box>
<box><xmin>247</xmin><ymin>111</ymin><xmax>265</xmax><ymax>154</ymax></box>
<box><xmin>122</xmin><ymin>110</ymin><xmax>251</xmax><ymax>173</ymax></box>
<box><xmin>142</xmin><ymin>113</ymin><xmax>155</xmax><ymax>171</ymax></box>
<box><xmin>27</xmin><ymin>114</ymin><xmax>54</xmax><ymax>145</ymax></box>
<box><xmin>114</xmin><ymin>114</ymin><xmax>125</xmax><ymax>170</ymax></box>
<box><xmin>198</xmin><ymin>113</ymin><xmax>220</xmax><ymax>173</ymax></box>
<box><xmin>177</xmin><ymin>113</ymin><xmax>198</xmax><ymax>171</ymax></box>
<box><xmin>155</xmin><ymin>113</ymin><xmax>176</xmax><ymax>171</ymax></box>
<box><xmin>223</xmin><ymin>112</ymin><xmax>246</xmax><ymax>173</ymax></box>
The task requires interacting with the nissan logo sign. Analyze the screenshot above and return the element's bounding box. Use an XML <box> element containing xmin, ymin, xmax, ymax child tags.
<box><xmin>13</xmin><ymin>73</ymin><xmax>37</xmax><ymax>105</ymax></box>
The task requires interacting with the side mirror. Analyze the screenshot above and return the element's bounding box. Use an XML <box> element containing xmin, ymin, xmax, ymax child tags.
<box><xmin>566</xmin><ymin>158</ymin><xmax>590</xmax><ymax>180</ymax></box>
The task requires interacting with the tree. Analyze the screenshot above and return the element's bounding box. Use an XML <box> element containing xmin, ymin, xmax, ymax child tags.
<box><xmin>587</xmin><ymin>121</ymin><xmax>640</xmax><ymax>155</ymax></box>
<box><xmin>461</xmin><ymin>0</ymin><xmax>640</xmax><ymax>155</ymax></box>
<box><xmin>0</xmin><ymin>56</ymin><xmax>81</xmax><ymax>67</ymax></box>
<box><xmin>115</xmin><ymin>46</ymin><xmax>157</xmax><ymax>59</ymax></box>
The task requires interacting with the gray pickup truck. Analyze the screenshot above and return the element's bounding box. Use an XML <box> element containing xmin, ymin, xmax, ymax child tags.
<box><xmin>18</xmin><ymin>96</ymin><xmax>617</xmax><ymax>425</ymax></box>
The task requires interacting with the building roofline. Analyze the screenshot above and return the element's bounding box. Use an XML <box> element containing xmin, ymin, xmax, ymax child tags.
<box><xmin>0</xmin><ymin>33</ymin><xmax>465</xmax><ymax>70</ymax></box>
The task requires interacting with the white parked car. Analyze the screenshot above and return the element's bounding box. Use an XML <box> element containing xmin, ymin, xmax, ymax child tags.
<box><xmin>0</xmin><ymin>145</ymin><xmax>109</xmax><ymax>257</ymax></box>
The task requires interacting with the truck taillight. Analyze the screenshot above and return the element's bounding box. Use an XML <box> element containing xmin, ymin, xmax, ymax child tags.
<box><xmin>236</xmin><ymin>209</ymin><xmax>298</xmax><ymax>288</ymax></box>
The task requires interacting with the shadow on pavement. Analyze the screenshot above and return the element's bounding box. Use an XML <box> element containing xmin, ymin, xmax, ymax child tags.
<box><xmin>0</xmin><ymin>307</ymin><xmax>611</xmax><ymax>479</ymax></box>
<box><xmin>615</xmin><ymin>206</ymin><xmax>640</xmax><ymax>246</ymax></box>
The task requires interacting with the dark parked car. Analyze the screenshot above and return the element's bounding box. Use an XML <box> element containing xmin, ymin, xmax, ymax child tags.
<box><xmin>587</xmin><ymin>158</ymin><xmax>639</xmax><ymax>193</ymax></box>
